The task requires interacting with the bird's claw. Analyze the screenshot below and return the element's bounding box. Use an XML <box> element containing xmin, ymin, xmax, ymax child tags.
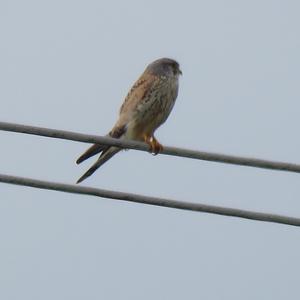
<box><xmin>150</xmin><ymin>139</ymin><xmax>163</xmax><ymax>155</ymax></box>
<box><xmin>144</xmin><ymin>135</ymin><xmax>163</xmax><ymax>155</ymax></box>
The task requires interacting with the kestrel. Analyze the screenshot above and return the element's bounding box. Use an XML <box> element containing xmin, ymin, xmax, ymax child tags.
<box><xmin>76</xmin><ymin>58</ymin><xmax>182</xmax><ymax>183</ymax></box>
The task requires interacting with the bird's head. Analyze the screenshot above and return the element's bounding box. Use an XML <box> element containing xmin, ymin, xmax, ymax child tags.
<box><xmin>146</xmin><ymin>58</ymin><xmax>182</xmax><ymax>77</ymax></box>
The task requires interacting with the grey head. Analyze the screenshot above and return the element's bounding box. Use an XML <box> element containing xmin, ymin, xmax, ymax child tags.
<box><xmin>145</xmin><ymin>58</ymin><xmax>182</xmax><ymax>77</ymax></box>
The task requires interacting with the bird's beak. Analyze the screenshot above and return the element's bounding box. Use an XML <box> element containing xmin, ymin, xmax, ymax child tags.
<box><xmin>179</xmin><ymin>69</ymin><xmax>182</xmax><ymax>75</ymax></box>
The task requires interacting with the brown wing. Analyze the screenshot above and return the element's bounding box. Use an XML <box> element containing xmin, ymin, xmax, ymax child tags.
<box><xmin>118</xmin><ymin>73</ymin><xmax>159</xmax><ymax>123</ymax></box>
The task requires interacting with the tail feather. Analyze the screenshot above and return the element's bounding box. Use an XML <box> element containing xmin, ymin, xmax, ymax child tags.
<box><xmin>76</xmin><ymin>125</ymin><xmax>126</xmax><ymax>183</ymax></box>
<box><xmin>76</xmin><ymin>144</ymin><xmax>107</xmax><ymax>164</ymax></box>
<box><xmin>76</xmin><ymin>147</ymin><xmax>120</xmax><ymax>184</ymax></box>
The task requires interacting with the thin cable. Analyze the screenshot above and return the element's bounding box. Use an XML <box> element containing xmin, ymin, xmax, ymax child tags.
<box><xmin>1</xmin><ymin>121</ymin><xmax>300</xmax><ymax>174</ymax></box>
<box><xmin>0</xmin><ymin>173</ymin><xmax>299</xmax><ymax>227</ymax></box>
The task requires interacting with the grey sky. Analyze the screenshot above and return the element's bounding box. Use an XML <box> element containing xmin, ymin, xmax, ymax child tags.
<box><xmin>1</xmin><ymin>0</ymin><xmax>300</xmax><ymax>299</ymax></box>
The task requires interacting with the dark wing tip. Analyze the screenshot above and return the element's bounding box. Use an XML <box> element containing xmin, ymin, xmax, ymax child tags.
<box><xmin>76</xmin><ymin>148</ymin><xmax>120</xmax><ymax>184</ymax></box>
<box><xmin>76</xmin><ymin>156</ymin><xmax>84</xmax><ymax>165</ymax></box>
<box><xmin>76</xmin><ymin>144</ymin><xmax>107</xmax><ymax>165</ymax></box>
<box><xmin>76</xmin><ymin>176</ymin><xmax>84</xmax><ymax>184</ymax></box>
<box><xmin>76</xmin><ymin>160</ymin><xmax>101</xmax><ymax>184</ymax></box>
<box><xmin>76</xmin><ymin>169</ymin><xmax>92</xmax><ymax>184</ymax></box>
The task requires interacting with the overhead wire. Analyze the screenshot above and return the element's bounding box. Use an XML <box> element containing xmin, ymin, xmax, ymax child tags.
<box><xmin>1</xmin><ymin>173</ymin><xmax>300</xmax><ymax>227</ymax></box>
<box><xmin>1</xmin><ymin>121</ymin><xmax>300</xmax><ymax>173</ymax></box>
<box><xmin>0</xmin><ymin>121</ymin><xmax>299</xmax><ymax>227</ymax></box>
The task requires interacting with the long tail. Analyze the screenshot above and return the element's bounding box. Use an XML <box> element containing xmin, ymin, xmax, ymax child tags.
<box><xmin>76</xmin><ymin>125</ymin><xmax>126</xmax><ymax>183</ymax></box>
<box><xmin>76</xmin><ymin>147</ymin><xmax>120</xmax><ymax>184</ymax></box>
<box><xmin>76</xmin><ymin>144</ymin><xmax>107</xmax><ymax>165</ymax></box>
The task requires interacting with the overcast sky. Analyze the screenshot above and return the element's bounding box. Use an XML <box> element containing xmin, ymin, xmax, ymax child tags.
<box><xmin>1</xmin><ymin>1</ymin><xmax>300</xmax><ymax>299</ymax></box>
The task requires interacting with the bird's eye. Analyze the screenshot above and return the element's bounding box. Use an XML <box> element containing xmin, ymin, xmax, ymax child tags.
<box><xmin>172</xmin><ymin>65</ymin><xmax>177</xmax><ymax>74</ymax></box>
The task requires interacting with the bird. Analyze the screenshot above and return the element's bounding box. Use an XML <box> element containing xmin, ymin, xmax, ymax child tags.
<box><xmin>76</xmin><ymin>57</ymin><xmax>182</xmax><ymax>184</ymax></box>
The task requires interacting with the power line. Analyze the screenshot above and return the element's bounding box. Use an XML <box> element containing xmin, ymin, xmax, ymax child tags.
<box><xmin>1</xmin><ymin>121</ymin><xmax>300</xmax><ymax>174</ymax></box>
<box><xmin>1</xmin><ymin>173</ymin><xmax>299</xmax><ymax>227</ymax></box>
<box><xmin>1</xmin><ymin>121</ymin><xmax>299</xmax><ymax>227</ymax></box>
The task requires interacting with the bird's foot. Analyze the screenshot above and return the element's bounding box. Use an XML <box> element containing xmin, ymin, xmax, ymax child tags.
<box><xmin>144</xmin><ymin>135</ymin><xmax>163</xmax><ymax>155</ymax></box>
